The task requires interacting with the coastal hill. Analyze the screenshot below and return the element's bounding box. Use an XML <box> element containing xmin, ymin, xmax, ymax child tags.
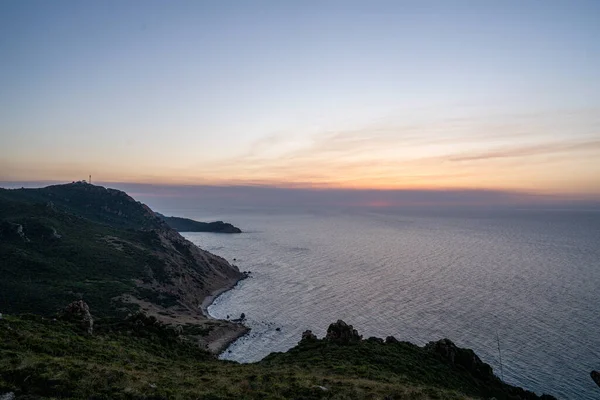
<box><xmin>0</xmin><ymin>183</ymin><xmax>558</xmax><ymax>399</ymax></box>
<box><xmin>157</xmin><ymin>213</ymin><xmax>242</xmax><ymax>233</ymax></box>
<box><xmin>0</xmin><ymin>182</ymin><xmax>246</xmax><ymax>351</ymax></box>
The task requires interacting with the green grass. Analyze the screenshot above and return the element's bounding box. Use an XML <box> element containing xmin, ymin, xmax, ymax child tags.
<box><xmin>0</xmin><ymin>200</ymin><xmax>159</xmax><ymax>317</ymax></box>
<box><xmin>0</xmin><ymin>315</ymin><xmax>555</xmax><ymax>400</ymax></box>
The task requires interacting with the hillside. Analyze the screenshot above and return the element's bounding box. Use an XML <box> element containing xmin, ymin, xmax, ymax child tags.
<box><xmin>0</xmin><ymin>315</ymin><xmax>557</xmax><ymax>400</ymax></box>
<box><xmin>0</xmin><ymin>182</ymin><xmax>246</xmax><ymax>351</ymax></box>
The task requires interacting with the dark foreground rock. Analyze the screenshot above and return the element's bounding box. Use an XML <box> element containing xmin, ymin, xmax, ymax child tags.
<box><xmin>325</xmin><ymin>320</ymin><xmax>362</xmax><ymax>343</ymax></box>
<box><xmin>425</xmin><ymin>338</ymin><xmax>493</xmax><ymax>381</ymax></box>
<box><xmin>592</xmin><ymin>370</ymin><xmax>600</xmax><ymax>388</ymax></box>
<box><xmin>385</xmin><ymin>335</ymin><xmax>400</xmax><ymax>344</ymax></box>
<box><xmin>59</xmin><ymin>300</ymin><xmax>93</xmax><ymax>335</ymax></box>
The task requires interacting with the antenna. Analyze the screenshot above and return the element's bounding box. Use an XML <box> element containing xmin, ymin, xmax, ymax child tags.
<box><xmin>89</xmin><ymin>175</ymin><xmax>91</xmax><ymax>184</ymax></box>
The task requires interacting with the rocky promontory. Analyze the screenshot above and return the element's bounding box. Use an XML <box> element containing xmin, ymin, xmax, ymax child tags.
<box><xmin>158</xmin><ymin>214</ymin><xmax>242</xmax><ymax>233</ymax></box>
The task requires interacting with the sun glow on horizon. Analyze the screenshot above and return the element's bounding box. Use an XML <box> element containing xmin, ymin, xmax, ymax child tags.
<box><xmin>1</xmin><ymin>2</ymin><xmax>599</xmax><ymax>200</ymax></box>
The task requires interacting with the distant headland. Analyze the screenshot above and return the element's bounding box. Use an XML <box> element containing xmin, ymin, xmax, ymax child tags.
<box><xmin>157</xmin><ymin>213</ymin><xmax>242</xmax><ymax>233</ymax></box>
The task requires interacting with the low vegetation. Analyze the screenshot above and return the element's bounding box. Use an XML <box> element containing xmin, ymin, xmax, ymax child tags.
<box><xmin>0</xmin><ymin>314</ymin><xmax>555</xmax><ymax>400</ymax></box>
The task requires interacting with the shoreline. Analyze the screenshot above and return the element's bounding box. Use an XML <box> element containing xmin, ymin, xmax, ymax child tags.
<box><xmin>200</xmin><ymin>273</ymin><xmax>250</xmax><ymax>354</ymax></box>
<box><xmin>200</xmin><ymin>272</ymin><xmax>248</xmax><ymax>317</ymax></box>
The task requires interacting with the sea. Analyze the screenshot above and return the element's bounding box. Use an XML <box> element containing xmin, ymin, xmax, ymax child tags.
<box><xmin>174</xmin><ymin>206</ymin><xmax>599</xmax><ymax>399</ymax></box>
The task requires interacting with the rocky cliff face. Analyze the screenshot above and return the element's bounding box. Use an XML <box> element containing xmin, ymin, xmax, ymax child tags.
<box><xmin>134</xmin><ymin>224</ymin><xmax>243</xmax><ymax>312</ymax></box>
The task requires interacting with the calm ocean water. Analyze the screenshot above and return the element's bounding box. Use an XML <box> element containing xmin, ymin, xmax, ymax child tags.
<box><xmin>180</xmin><ymin>207</ymin><xmax>600</xmax><ymax>399</ymax></box>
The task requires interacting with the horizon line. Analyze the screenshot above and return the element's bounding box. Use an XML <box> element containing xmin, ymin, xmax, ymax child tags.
<box><xmin>2</xmin><ymin>179</ymin><xmax>600</xmax><ymax>204</ymax></box>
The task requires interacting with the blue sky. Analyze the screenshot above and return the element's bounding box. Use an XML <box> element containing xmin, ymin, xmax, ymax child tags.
<box><xmin>1</xmin><ymin>0</ymin><xmax>599</xmax><ymax>197</ymax></box>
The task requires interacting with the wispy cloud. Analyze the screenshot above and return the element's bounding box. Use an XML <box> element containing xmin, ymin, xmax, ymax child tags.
<box><xmin>3</xmin><ymin>108</ymin><xmax>599</xmax><ymax>197</ymax></box>
<box><xmin>449</xmin><ymin>139</ymin><xmax>600</xmax><ymax>162</ymax></box>
<box><xmin>184</xmin><ymin>109</ymin><xmax>600</xmax><ymax>195</ymax></box>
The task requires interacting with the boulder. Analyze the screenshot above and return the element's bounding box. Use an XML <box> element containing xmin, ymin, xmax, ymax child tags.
<box><xmin>425</xmin><ymin>338</ymin><xmax>494</xmax><ymax>381</ymax></box>
<box><xmin>385</xmin><ymin>336</ymin><xmax>400</xmax><ymax>344</ymax></box>
<box><xmin>60</xmin><ymin>300</ymin><xmax>94</xmax><ymax>335</ymax></box>
<box><xmin>325</xmin><ymin>320</ymin><xmax>362</xmax><ymax>344</ymax></box>
<box><xmin>14</xmin><ymin>224</ymin><xmax>29</xmax><ymax>241</ymax></box>
<box><xmin>51</xmin><ymin>227</ymin><xmax>62</xmax><ymax>240</ymax></box>
<box><xmin>591</xmin><ymin>370</ymin><xmax>600</xmax><ymax>389</ymax></box>
<box><xmin>301</xmin><ymin>330</ymin><xmax>317</xmax><ymax>341</ymax></box>
<box><xmin>366</xmin><ymin>336</ymin><xmax>384</xmax><ymax>344</ymax></box>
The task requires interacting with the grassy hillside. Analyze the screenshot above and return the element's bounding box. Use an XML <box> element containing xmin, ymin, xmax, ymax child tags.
<box><xmin>1</xmin><ymin>181</ymin><xmax>163</xmax><ymax>230</ymax></box>
<box><xmin>0</xmin><ymin>314</ymin><xmax>556</xmax><ymax>400</ymax></box>
<box><xmin>0</xmin><ymin>182</ymin><xmax>244</xmax><ymax>352</ymax></box>
<box><xmin>1</xmin><ymin>189</ymin><xmax>158</xmax><ymax>316</ymax></box>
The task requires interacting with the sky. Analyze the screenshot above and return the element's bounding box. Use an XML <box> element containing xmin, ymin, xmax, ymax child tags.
<box><xmin>1</xmin><ymin>0</ymin><xmax>600</xmax><ymax>202</ymax></box>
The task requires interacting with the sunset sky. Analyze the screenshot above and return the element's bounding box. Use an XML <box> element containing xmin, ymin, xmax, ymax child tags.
<box><xmin>1</xmin><ymin>1</ymin><xmax>599</xmax><ymax>199</ymax></box>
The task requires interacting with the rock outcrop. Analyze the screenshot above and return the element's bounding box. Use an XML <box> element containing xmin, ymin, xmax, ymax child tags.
<box><xmin>425</xmin><ymin>338</ymin><xmax>494</xmax><ymax>381</ymax></box>
<box><xmin>385</xmin><ymin>336</ymin><xmax>400</xmax><ymax>344</ymax></box>
<box><xmin>301</xmin><ymin>330</ymin><xmax>317</xmax><ymax>341</ymax></box>
<box><xmin>591</xmin><ymin>370</ymin><xmax>600</xmax><ymax>389</ymax></box>
<box><xmin>325</xmin><ymin>320</ymin><xmax>362</xmax><ymax>344</ymax></box>
<box><xmin>0</xmin><ymin>222</ymin><xmax>30</xmax><ymax>242</ymax></box>
<box><xmin>60</xmin><ymin>300</ymin><xmax>94</xmax><ymax>335</ymax></box>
